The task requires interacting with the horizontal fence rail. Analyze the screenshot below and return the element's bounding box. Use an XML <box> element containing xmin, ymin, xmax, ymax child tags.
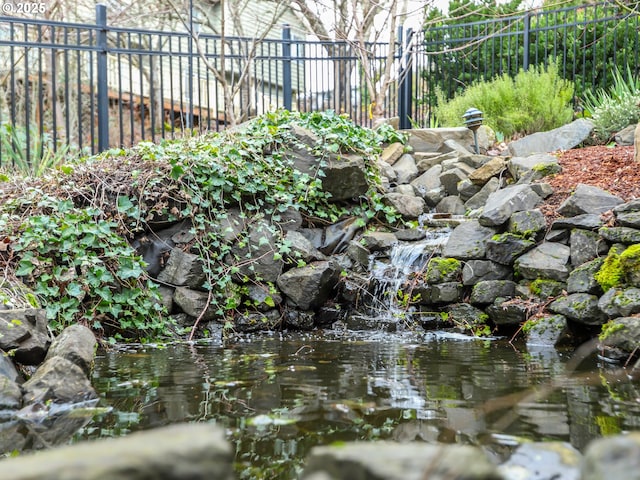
<box><xmin>412</xmin><ymin>1</ymin><xmax>640</xmax><ymax>127</ymax></box>
<box><xmin>0</xmin><ymin>2</ymin><xmax>637</xmax><ymax>167</ymax></box>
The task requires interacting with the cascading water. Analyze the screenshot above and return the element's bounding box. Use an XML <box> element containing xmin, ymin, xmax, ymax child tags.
<box><xmin>367</xmin><ymin>228</ymin><xmax>452</xmax><ymax>323</ymax></box>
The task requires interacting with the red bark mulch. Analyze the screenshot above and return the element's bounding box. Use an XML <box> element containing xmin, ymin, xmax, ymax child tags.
<box><xmin>538</xmin><ymin>145</ymin><xmax>639</xmax><ymax>224</ymax></box>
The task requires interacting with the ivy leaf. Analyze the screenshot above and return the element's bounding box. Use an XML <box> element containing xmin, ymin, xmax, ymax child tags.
<box><xmin>15</xmin><ymin>258</ymin><xmax>35</xmax><ymax>276</ymax></box>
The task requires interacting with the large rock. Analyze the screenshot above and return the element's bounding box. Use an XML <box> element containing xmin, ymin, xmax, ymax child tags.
<box><xmin>597</xmin><ymin>287</ymin><xmax>640</xmax><ymax>318</ymax></box>
<box><xmin>507</xmin><ymin>118</ymin><xmax>594</xmax><ymax>156</ymax></box>
<box><xmin>411</xmin><ymin>164</ymin><xmax>443</xmax><ymax>197</ymax></box>
<box><xmin>557</xmin><ymin>184</ymin><xmax>624</xmax><ymax>217</ymax></box>
<box><xmin>428</xmin><ymin>282</ymin><xmax>463</xmax><ymax>304</ymax></box>
<box><xmin>468</xmin><ymin>156</ymin><xmax>507</xmax><ymax>185</ymax></box>
<box><xmin>551</xmin><ymin>214</ymin><xmax>604</xmax><ymax>230</ymax></box>
<box><xmin>277</xmin><ymin>261</ymin><xmax>340</xmax><ymax>310</ymax></box>
<box><xmin>499</xmin><ymin>442</ymin><xmax>581</xmax><ymax>480</ymax></box>
<box><xmin>0</xmin><ymin>423</ymin><xmax>234</xmax><ymax>480</ymax></box>
<box><xmin>486</xmin><ymin>233</ymin><xmax>536</xmax><ymax>265</ymax></box>
<box><xmin>486</xmin><ymin>297</ymin><xmax>530</xmax><ymax>325</ymax></box>
<box><xmin>582</xmin><ymin>432</ymin><xmax>640</xmax><ymax>480</ymax></box>
<box><xmin>0</xmin><ymin>375</ymin><xmax>22</xmax><ymax>409</ymax></box>
<box><xmin>284</xmin><ymin>230</ymin><xmax>326</xmax><ymax>264</ymax></box>
<box><xmin>380</xmin><ymin>142</ymin><xmax>404</xmax><ymax>165</ymax></box>
<box><xmin>435</xmin><ymin>195</ymin><xmax>466</xmax><ymax>215</ymax></box>
<box><xmin>470</xmin><ymin>280</ymin><xmax>516</xmax><ymax>304</ymax></box>
<box><xmin>44</xmin><ymin>324</ymin><xmax>97</xmax><ymax>376</ymax></box>
<box><xmin>445</xmin><ymin>303</ymin><xmax>488</xmax><ymax>330</ymax></box>
<box><xmin>22</xmin><ymin>356</ymin><xmax>97</xmax><ymax>404</ymax></box>
<box><xmin>234</xmin><ymin>310</ymin><xmax>281</xmax><ymax>332</ymax></box>
<box><xmin>549</xmin><ymin>293</ymin><xmax>607</xmax><ymax>325</ymax></box>
<box><xmin>616</xmin><ymin>210</ymin><xmax>640</xmax><ymax>229</ymax></box>
<box><xmin>464</xmin><ymin>177</ymin><xmax>501</xmax><ymax>212</ymax></box>
<box><xmin>392</xmin><ymin>153</ymin><xmax>419</xmax><ymax>184</ymax></box>
<box><xmin>361</xmin><ymin>231</ymin><xmax>397</xmax><ymax>252</ymax></box>
<box><xmin>508</xmin><ymin>153</ymin><xmax>560</xmax><ymax>181</ymax></box>
<box><xmin>514</xmin><ymin>242</ymin><xmax>571</xmax><ymax>281</ymax></box>
<box><xmin>598</xmin><ymin>226</ymin><xmax>640</xmax><ymax>244</ymax></box>
<box><xmin>407</xmin><ymin>128</ymin><xmax>475</xmax><ymax>153</ymax></box>
<box><xmin>301</xmin><ymin>441</ymin><xmax>501</xmax><ymax>480</ymax></box>
<box><xmin>157</xmin><ymin>249</ymin><xmax>206</xmax><ymax>288</ymax></box>
<box><xmin>439</xmin><ymin>167</ymin><xmax>468</xmax><ymax>195</ymax></box>
<box><xmin>567</xmin><ymin>258</ymin><xmax>604</xmax><ymax>294</ymax></box>
<box><xmin>0</xmin><ymin>309</ymin><xmax>51</xmax><ymax>365</ymax></box>
<box><xmin>462</xmin><ymin>260</ymin><xmax>513</xmax><ymax>285</ymax></box>
<box><xmin>228</xmin><ymin>221</ymin><xmax>284</xmax><ymax>282</ymax></box>
<box><xmin>457</xmin><ymin>178</ymin><xmax>482</xmax><ymax>201</ymax></box>
<box><xmin>383</xmin><ymin>193</ymin><xmax>426</xmax><ymax>219</ymax></box>
<box><xmin>525</xmin><ymin>314</ymin><xmax>572</xmax><ymax>347</ymax></box>
<box><xmin>508</xmin><ymin>209</ymin><xmax>547</xmax><ymax>238</ymax></box>
<box><xmin>442</xmin><ymin>220</ymin><xmax>496</xmax><ymax>260</ymax></box>
<box><xmin>173</xmin><ymin>287</ymin><xmax>217</xmax><ymax>321</ymax></box>
<box><xmin>0</xmin><ymin>351</ymin><xmax>20</xmax><ymax>383</ymax></box>
<box><xmin>479</xmin><ymin>184</ymin><xmax>542</xmax><ymax>227</ymax></box>
<box><xmin>597</xmin><ymin>317</ymin><xmax>640</xmax><ymax>362</ymax></box>
<box><xmin>569</xmin><ymin>229</ymin><xmax>608</xmax><ymax>266</ymax></box>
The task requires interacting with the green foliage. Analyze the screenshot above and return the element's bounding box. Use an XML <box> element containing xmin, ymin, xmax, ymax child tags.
<box><xmin>126</xmin><ymin>110</ymin><xmax>399</xmax><ymax>326</ymax></box>
<box><xmin>0</xmin><ymin>123</ymin><xmax>72</xmax><ymax>177</ymax></box>
<box><xmin>434</xmin><ymin>62</ymin><xmax>573</xmax><ymax>138</ymax></box>
<box><xmin>583</xmin><ymin>65</ymin><xmax>640</xmax><ymax>142</ymax></box>
<box><xmin>4</xmin><ymin>194</ymin><xmax>167</xmax><ymax>339</ymax></box>
<box><xmin>422</xmin><ymin>2</ymin><xmax>637</xmax><ymax>124</ymax></box>
<box><xmin>448</xmin><ymin>311</ymin><xmax>492</xmax><ymax>337</ymax></box>
<box><xmin>0</xmin><ymin>110</ymin><xmax>402</xmax><ymax>339</ymax></box>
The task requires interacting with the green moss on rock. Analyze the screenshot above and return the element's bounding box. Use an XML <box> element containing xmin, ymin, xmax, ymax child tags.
<box><xmin>426</xmin><ymin>257</ymin><xmax>461</xmax><ymax>284</ymax></box>
<box><xmin>595</xmin><ymin>246</ymin><xmax>624</xmax><ymax>292</ymax></box>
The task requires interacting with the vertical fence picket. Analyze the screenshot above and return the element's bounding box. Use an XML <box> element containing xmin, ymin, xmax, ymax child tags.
<box><xmin>0</xmin><ymin>2</ymin><xmax>637</xmax><ymax>166</ymax></box>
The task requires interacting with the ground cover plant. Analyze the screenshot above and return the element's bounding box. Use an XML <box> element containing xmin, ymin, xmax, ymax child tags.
<box><xmin>434</xmin><ymin>62</ymin><xmax>574</xmax><ymax>139</ymax></box>
<box><xmin>582</xmin><ymin>64</ymin><xmax>640</xmax><ymax>143</ymax></box>
<box><xmin>0</xmin><ymin>110</ymin><xmax>403</xmax><ymax>342</ymax></box>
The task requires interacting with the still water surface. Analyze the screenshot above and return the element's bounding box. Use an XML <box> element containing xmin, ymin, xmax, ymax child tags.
<box><xmin>76</xmin><ymin>330</ymin><xmax>640</xmax><ymax>478</ymax></box>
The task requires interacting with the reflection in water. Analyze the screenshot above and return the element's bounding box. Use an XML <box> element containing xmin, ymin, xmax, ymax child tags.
<box><xmin>70</xmin><ymin>331</ymin><xmax>640</xmax><ymax>479</ymax></box>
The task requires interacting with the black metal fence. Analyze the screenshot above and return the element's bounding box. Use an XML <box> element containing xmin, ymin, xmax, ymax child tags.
<box><xmin>412</xmin><ymin>2</ymin><xmax>640</xmax><ymax>126</ymax></box>
<box><xmin>0</xmin><ymin>4</ymin><xmax>403</xmax><ymax>168</ymax></box>
<box><xmin>0</xmin><ymin>2</ymin><xmax>637</xmax><ymax>168</ymax></box>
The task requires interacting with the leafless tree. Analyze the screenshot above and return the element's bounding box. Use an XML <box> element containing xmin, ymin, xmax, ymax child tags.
<box><xmin>290</xmin><ymin>0</ymin><xmax>428</xmax><ymax>122</ymax></box>
<box><xmin>169</xmin><ymin>0</ymin><xmax>293</xmax><ymax>126</ymax></box>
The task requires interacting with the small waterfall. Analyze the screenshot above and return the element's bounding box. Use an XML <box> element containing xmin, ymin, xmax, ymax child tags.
<box><xmin>367</xmin><ymin>229</ymin><xmax>451</xmax><ymax>322</ymax></box>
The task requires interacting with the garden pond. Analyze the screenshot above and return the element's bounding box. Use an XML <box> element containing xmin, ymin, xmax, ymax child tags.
<box><xmin>73</xmin><ymin>330</ymin><xmax>640</xmax><ymax>479</ymax></box>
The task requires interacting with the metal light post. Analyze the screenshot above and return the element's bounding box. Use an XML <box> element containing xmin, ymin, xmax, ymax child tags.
<box><xmin>462</xmin><ymin>107</ymin><xmax>484</xmax><ymax>154</ymax></box>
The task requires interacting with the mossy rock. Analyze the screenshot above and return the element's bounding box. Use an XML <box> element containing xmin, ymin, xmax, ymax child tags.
<box><xmin>595</xmin><ymin>244</ymin><xmax>640</xmax><ymax>292</ymax></box>
<box><xmin>598</xmin><ymin>317</ymin><xmax>640</xmax><ymax>362</ymax></box>
<box><xmin>549</xmin><ymin>293</ymin><xmax>607</xmax><ymax>325</ymax></box>
<box><xmin>524</xmin><ymin>314</ymin><xmax>571</xmax><ymax>347</ymax></box>
<box><xmin>529</xmin><ymin>278</ymin><xmax>566</xmax><ymax>299</ymax></box>
<box><xmin>619</xmin><ymin>244</ymin><xmax>640</xmax><ymax>287</ymax></box>
<box><xmin>425</xmin><ymin>257</ymin><xmax>461</xmax><ymax>284</ymax></box>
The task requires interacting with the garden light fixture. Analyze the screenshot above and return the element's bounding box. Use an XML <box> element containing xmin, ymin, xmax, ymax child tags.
<box><xmin>462</xmin><ymin>107</ymin><xmax>484</xmax><ymax>154</ymax></box>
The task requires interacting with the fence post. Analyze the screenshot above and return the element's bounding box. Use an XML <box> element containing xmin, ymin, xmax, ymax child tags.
<box><xmin>282</xmin><ymin>25</ymin><xmax>292</xmax><ymax>111</ymax></box>
<box><xmin>398</xmin><ymin>27</ymin><xmax>413</xmax><ymax>130</ymax></box>
<box><xmin>523</xmin><ymin>11</ymin><xmax>531</xmax><ymax>72</ymax></box>
<box><xmin>96</xmin><ymin>4</ymin><xmax>109</xmax><ymax>152</ymax></box>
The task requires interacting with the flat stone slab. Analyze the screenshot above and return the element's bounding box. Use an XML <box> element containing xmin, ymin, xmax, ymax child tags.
<box><xmin>0</xmin><ymin>423</ymin><xmax>234</xmax><ymax>480</ymax></box>
<box><xmin>301</xmin><ymin>441</ymin><xmax>501</xmax><ymax>480</ymax></box>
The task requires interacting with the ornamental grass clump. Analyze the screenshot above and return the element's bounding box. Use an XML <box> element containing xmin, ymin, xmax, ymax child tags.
<box><xmin>434</xmin><ymin>61</ymin><xmax>574</xmax><ymax>139</ymax></box>
<box><xmin>583</xmin><ymin>65</ymin><xmax>640</xmax><ymax>143</ymax></box>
